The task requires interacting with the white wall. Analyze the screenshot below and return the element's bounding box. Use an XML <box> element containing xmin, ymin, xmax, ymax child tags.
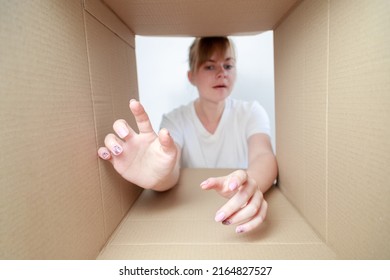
<box><xmin>136</xmin><ymin>32</ymin><xmax>275</xmax><ymax>149</ymax></box>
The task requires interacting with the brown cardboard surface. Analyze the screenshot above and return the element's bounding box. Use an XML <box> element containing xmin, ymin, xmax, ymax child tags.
<box><xmin>103</xmin><ymin>0</ymin><xmax>301</xmax><ymax>36</ymax></box>
<box><xmin>98</xmin><ymin>244</ymin><xmax>336</xmax><ymax>260</ymax></box>
<box><xmin>0</xmin><ymin>0</ymin><xmax>105</xmax><ymax>259</ymax></box>
<box><xmin>275</xmin><ymin>0</ymin><xmax>390</xmax><ymax>259</ymax></box>
<box><xmin>1</xmin><ymin>0</ymin><xmax>389</xmax><ymax>260</ymax></box>
<box><xmin>0</xmin><ymin>0</ymin><xmax>141</xmax><ymax>259</ymax></box>
<box><xmin>84</xmin><ymin>0</ymin><xmax>135</xmax><ymax>47</ymax></box>
<box><xmin>98</xmin><ymin>169</ymin><xmax>337</xmax><ymax>259</ymax></box>
<box><xmin>84</xmin><ymin>9</ymin><xmax>142</xmax><ymax>239</ymax></box>
<box><xmin>275</xmin><ymin>0</ymin><xmax>328</xmax><ymax>242</ymax></box>
<box><xmin>327</xmin><ymin>0</ymin><xmax>390</xmax><ymax>259</ymax></box>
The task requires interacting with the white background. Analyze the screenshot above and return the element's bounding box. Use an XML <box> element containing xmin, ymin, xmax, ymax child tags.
<box><xmin>136</xmin><ymin>32</ymin><xmax>276</xmax><ymax>150</ymax></box>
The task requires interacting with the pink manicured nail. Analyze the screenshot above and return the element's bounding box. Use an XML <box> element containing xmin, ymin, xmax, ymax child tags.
<box><xmin>229</xmin><ymin>181</ymin><xmax>238</xmax><ymax>191</ymax></box>
<box><xmin>101</xmin><ymin>151</ymin><xmax>110</xmax><ymax>160</ymax></box>
<box><xmin>200</xmin><ymin>180</ymin><xmax>209</xmax><ymax>188</ymax></box>
<box><xmin>222</xmin><ymin>219</ymin><xmax>231</xmax><ymax>225</ymax></box>
<box><xmin>117</xmin><ymin>127</ymin><xmax>129</xmax><ymax>138</ymax></box>
<box><xmin>112</xmin><ymin>145</ymin><xmax>122</xmax><ymax>155</ymax></box>
<box><xmin>215</xmin><ymin>212</ymin><xmax>225</xmax><ymax>222</ymax></box>
<box><xmin>236</xmin><ymin>226</ymin><xmax>245</xmax><ymax>234</ymax></box>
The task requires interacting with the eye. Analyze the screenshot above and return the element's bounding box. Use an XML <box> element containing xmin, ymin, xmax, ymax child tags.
<box><xmin>204</xmin><ymin>65</ymin><xmax>215</xmax><ymax>70</ymax></box>
<box><xmin>224</xmin><ymin>64</ymin><xmax>234</xmax><ymax>70</ymax></box>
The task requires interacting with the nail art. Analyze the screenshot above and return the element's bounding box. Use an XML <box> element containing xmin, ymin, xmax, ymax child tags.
<box><xmin>236</xmin><ymin>226</ymin><xmax>245</xmax><ymax>234</ymax></box>
<box><xmin>102</xmin><ymin>151</ymin><xmax>110</xmax><ymax>160</ymax></box>
<box><xmin>112</xmin><ymin>145</ymin><xmax>122</xmax><ymax>155</ymax></box>
<box><xmin>222</xmin><ymin>219</ymin><xmax>231</xmax><ymax>225</ymax></box>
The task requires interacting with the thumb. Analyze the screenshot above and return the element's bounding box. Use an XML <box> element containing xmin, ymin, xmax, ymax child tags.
<box><xmin>158</xmin><ymin>128</ymin><xmax>176</xmax><ymax>156</ymax></box>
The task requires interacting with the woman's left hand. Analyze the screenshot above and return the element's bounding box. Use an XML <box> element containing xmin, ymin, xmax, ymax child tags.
<box><xmin>200</xmin><ymin>170</ymin><xmax>268</xmax><ymax>234</ymax></box>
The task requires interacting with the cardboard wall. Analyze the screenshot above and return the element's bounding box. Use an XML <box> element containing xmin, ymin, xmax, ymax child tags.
<box><xmin>0</xmin><ymin>0</ymin><xmax>141</xmax><ymax>259</ymax></box>
<box><xmin>1</xmin><ymin>0</ymin><xmax>389</xmax><ymax>260</ymax></box>
<box><xmin>275</xmin><ymin>0</ymin><xmax>390</xmax><ymax>259</ymax></box>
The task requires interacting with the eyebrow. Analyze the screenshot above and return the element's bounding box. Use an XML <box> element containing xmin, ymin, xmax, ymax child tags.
<box><xmin>206</xmin><ymin>57</ymin><xmax>235</xmax><ymax>62</ymax></box>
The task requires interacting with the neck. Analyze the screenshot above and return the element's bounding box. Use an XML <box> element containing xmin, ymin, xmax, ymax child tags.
<box><xmin>195</xmin><ymin>98</ymin><xmax>225</xmax><ymax>134</ymax></box>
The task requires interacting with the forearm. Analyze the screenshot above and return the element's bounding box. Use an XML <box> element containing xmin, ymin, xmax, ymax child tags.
<box><xmin>246</xmin><ymin>152</ymin><xmax>278</xmax><ymax>194</ymax></box>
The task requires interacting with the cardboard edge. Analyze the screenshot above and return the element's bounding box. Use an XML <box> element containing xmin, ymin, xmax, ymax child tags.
<box><xmin>83</xmin><ymin>0</ymin><xmax>135</xmax><ymax>47</ymax></box>
<box><xmin>273</xmin><ymin>0</ymin><xmax>304</xmax><ymax>30</ymax></box>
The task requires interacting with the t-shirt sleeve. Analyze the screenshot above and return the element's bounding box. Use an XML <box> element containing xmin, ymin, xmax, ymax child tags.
<box><xmin>160</xmin><ymin>113</ymin><xmax>184</xmax><ymax>148</ymax></box>
<box><xmin>246</xmin><ymin>101</ymin><xmax>271</xmax><ymax>139</ymax></box>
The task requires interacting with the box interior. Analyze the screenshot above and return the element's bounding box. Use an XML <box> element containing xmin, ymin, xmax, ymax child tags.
<box><xmin>1</xmin><ymin>0</ymin><xmax>389</xmax><ymax>259</ymax></box>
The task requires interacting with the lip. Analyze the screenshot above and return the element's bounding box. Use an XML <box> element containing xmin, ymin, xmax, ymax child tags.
<box><xmin>213</xmin><ymin>84</ymin><xmax>227</xmax><ymax>89</ymax></box>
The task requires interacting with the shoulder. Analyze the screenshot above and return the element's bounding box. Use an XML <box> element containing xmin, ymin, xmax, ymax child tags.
<box><xmin>163</xmin><ymin>101</ymin><xmax>193</xmax><ymax>120</ymax></box>
<box><xmin>161</xmin><ymin>101</ymin><xmax>194</xmax><ymax>130</ymax></box>
<box><xmin>228</xmin><ymin>98</ymin><xmax>267</xmax><ymax>117</ymax></box>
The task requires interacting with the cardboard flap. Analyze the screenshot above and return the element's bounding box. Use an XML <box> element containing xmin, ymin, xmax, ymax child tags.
<box><xmin>103</xmin><ymin>0</ymin><xmax>301</xmax><ymax>36</ymax></box>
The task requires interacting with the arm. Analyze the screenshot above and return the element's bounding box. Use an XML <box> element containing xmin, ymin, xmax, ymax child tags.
<box><xmin>246</xmin><ymin>133</ymin><xmax>278</xmax><ymax>194</ymax></box>
<box><xmin>98</xmin><ymin>99</ymin><xmax>181</xmax><ymax>192</ymax></box>
<box><xmin>200</xmin><ymin>133</ymin><xmax>278</xmax><ymax>233</ymax></box>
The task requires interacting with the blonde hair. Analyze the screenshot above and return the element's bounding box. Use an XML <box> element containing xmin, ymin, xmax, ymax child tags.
<box><xmin>188</xmin><ymin>37</ymin><xmax>236</xmax><ymax>73</ymax></box>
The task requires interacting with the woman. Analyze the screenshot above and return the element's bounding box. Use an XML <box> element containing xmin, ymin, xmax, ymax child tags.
<box><xmin>98</xmin><ymin>37</ymin><xmax>278</xmax><ymax>234</ymax></box>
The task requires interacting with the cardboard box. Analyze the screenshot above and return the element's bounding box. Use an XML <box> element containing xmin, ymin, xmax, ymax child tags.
<box><xmin>0</xmin><ymin>0</ymin><xmax>389</xmax><ymax>260</ymax></box>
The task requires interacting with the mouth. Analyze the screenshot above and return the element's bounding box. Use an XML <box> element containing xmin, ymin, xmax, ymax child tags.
<box><xmin>213</xmin><ymin>84</ymin><xmax>227</xmax><ymax>89</ymax></box>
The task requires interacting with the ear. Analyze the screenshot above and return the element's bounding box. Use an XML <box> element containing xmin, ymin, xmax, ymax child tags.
<box><xmin>187</xmin><ymin>71</ymin><xmax>195</xmax><ymax>85</ymax></box>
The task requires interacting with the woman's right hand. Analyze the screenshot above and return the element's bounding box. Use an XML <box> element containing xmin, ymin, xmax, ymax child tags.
<box><xmin>97</xmin><ymin>99</ymin><xmax>180</xmax><ymax>191</ymax></box>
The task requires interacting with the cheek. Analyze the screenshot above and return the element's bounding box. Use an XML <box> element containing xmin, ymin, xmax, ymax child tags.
<box><xmin>229</xmin><ymin>72</ymin><xmax>237</xmax><ymax>83</ymax></box>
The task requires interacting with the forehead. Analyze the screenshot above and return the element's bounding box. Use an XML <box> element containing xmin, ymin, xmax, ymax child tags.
<box><xmin>207</xmin><ymin>48</ymin><xmax>235</xmax><ymax>61</ymax></box>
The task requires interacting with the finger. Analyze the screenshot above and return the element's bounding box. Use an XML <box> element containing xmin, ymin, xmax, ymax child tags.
<box><xmin>113</xmin><ymin>119</ymin><xmax>135</xmax><ymax>140</ymax></box>
<box><xmin>129</xmin><ymin>99</ymin><xmax>154</xmax><ymax>134</ymax></box>
<box><xmin>158</xmin><ymin>128</ymin><xmax>176</xmax><ymax>155</ymax></box>
<box><xmin>235</xmin><ymin>199</ymin><xmax>268</xmax><ymax>234</ymax></box>
<box><xmin>200</xmin><ymin>176</ymin><xmax>225</xmax><ymax>191</ymax></box>
<box><xmin>222</xmin><ymin>189</ymin><xmax>263</xmax><ymax>226</ymax></box>
<box><xmin>104</xmin><ymin>133</ymin><xmax>124</xmax><ymax>156</ymax></box>
<box><xmin>214</xmin><ymin>178</ymin><xmax>258</xmax><ymax>222</ymax></box>
<box><xmin>225</xmin><ymin>169</ymin><xmax>248</xmax><ymax>191</ymax></box>
<box><xmin>98</xmin><ymin>147</ymin><xmax>112</xmax><ymax>161</ymax></box>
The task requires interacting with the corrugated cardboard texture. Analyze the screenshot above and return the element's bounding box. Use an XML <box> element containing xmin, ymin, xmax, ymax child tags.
<box><xmin>0</xmin><ymin>0</ymin><xmax>104</xmax><ymax>259</ymax></box>
<box><xmin>275</xmin><ymin>0</ymin><xmax>390</xmax><ymax>259</ymax></box>
<box><xmin>275</xmin><ymin>0</ymin><xmax>328</xmax><ymax>245</ymax></box>
<box><xmin>84</xmin><ymin>0</ymin><xmax>135</xmax><ymax>47</ymax></box>
<box><xmin>103</xmin><ymin>0</ymin><xmax>301</xmax><ymax>36</ymax></box>
<box><xmin>98</xmin><ymin>169</ymin><xmax>336</xmax><ymax>259</ymax></box>
<box><xmin>0</xmin><ymin>0</ymin><xmax>141</xmax><ymax>259</ymax></box>
<box><xmin>327</xmin><ymin>0</ymin><xmax>390</xmax><ymax>259</ymax></box>
<box><xmin>2</xmin><ymin>0</ymin><xmax>389</xmax><ymax>260</ymax></box>
<box><xmin>84</xmin><ymin>9</ymin><xmax>141</xmax><ymax>243</ymax></box>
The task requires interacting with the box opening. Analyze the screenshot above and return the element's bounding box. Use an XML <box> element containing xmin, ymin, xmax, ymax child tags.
<box><xmin>136</xmin><ymin>33</ymin><xmax>276</xmax><ymax>149</ymax></box>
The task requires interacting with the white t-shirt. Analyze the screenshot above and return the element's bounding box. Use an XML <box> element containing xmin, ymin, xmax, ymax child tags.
<box><xmin>160</xmin><ymin>98</ymin><xmax>271</xmax><ymax>169</ymax></box>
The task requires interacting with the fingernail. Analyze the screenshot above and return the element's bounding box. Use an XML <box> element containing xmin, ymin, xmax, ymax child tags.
<box><xmin>117</xmin><ymin>127</ymin><xmax>129</xmax><ymax>138</ymax></box>
<box><xmin>112</xmin><ymin>145</ymin><xmax>123</xmax><ymax>155</ymax></box>
<box><xmin>222</xmin><ymin>219</ymin><xmax>231</xmax><ymax>225</ymax></box>
<box><xmin>229</xmin><ymin>181</ymin><xmax>238</xmax><ymax>191</ymax></box>
<box><xmin>215</xmin><ymin>212</ymin><xmax>225</xmax><ymax>222</ymax></box>
<box><xmin>200</xmin><ymin>180</ymin><xmax>208</xmax><ymax>188</ymax></box>
<box><xmin>101</xmin><ymin>151</ymin><xmax>110</xmax><ymax>160</ymax></box>
<box><xmin>236</xmin><ymin>226</ymin><xmax>245</xmax><ymax>234</ymax></box>
<box><xmin>259</xmin><ymin>215</ymin><xmax>264</xmax><ymax>224</ymax></box>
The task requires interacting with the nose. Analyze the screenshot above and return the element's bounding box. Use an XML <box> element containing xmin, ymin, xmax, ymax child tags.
<box><xmin>216</xmin><ymin>65</ymin><xmax>227</xmax><ymax>78</ymax></box>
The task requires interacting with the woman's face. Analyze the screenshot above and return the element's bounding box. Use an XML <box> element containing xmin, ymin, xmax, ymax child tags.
<box><xmin>189</xmin><ymin>48</ymin><xmax>237</xmax><ymax>104</ymax></box>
